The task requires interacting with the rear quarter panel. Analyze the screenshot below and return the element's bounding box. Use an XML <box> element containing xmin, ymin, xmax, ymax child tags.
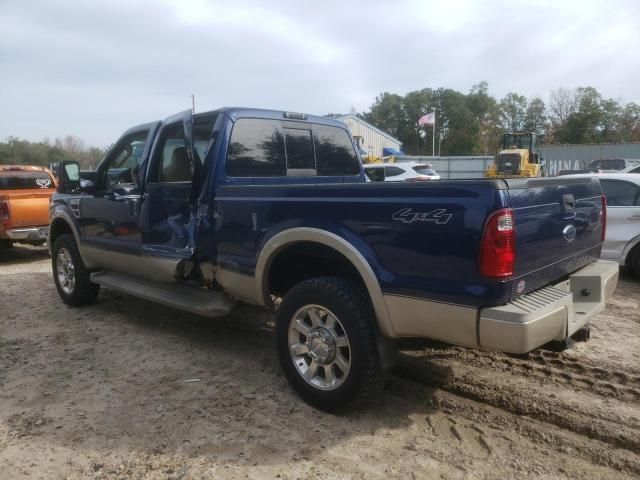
<box><xmin>213</xmin><ymin>181</ymin><xmax>512</xmax><ymax>308</ymax></box>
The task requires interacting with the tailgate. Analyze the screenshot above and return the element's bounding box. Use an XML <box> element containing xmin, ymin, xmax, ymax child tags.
<box><xmin>506</xmin><ymin>177</ymin><xmax>604</xmax><ymax>296</ymax></box>
<box><xmin>2</xmin><ymin>190</ymin><xmax>53</xmax><ymax>227</ymax></box>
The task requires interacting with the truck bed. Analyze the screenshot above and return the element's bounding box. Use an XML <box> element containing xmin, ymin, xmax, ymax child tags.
<box><xmin>214</xmin><ymin>176</ymin><xmax>604</xmax><ymax>309</ymax></box>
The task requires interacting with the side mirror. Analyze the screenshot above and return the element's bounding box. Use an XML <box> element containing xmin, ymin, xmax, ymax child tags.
<box><xmin>57</xmin><ymin>160</ymin><xmax>81</xmax><ymax>194</ymax></box>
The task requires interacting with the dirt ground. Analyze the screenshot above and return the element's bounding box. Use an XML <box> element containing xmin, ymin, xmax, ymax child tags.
<box><xmin>1</xmin><ymin>245</ymin><xmax>639</xmax><ymax>480</ymax></box>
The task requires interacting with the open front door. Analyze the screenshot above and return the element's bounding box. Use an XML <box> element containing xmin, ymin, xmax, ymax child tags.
<box><xmin>140</xmin><ymin>110</ymin><xmax>199</xmax><ymax>262</ymax></box>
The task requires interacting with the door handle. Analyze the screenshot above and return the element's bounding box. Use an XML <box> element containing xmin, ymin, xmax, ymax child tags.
<box><xmin>628</xmin><ymin>215</ymin><xmax>640</xmax><ymax>220</ymax></box>
<box><xmin>128</xmin><ymin>197</ymin><xmax>139</xmax><ymax>216</ymax></box>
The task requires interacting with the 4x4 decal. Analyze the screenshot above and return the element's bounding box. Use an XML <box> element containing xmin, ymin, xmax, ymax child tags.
<box><xmin>392</xmin><ymin>208</ymin><xmax>452</xmax><ymax>225</ymax></box>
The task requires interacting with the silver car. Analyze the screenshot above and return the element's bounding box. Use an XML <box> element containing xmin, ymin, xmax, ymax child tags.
<box><xmin>564</xmin><ymin>173</ymin><xmax>640</xmax><ymax>277</ymax></box>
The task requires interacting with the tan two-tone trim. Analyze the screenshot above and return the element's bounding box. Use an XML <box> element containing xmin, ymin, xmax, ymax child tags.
<box><xmin>384</xmin><ymin>294</ymin><xmax>478</xmax><ymax>347</ymax></box>
<box><xmin>254</xmin><ymin>228</ymin><xmax>395</xmax><ymax>337</ymax></box>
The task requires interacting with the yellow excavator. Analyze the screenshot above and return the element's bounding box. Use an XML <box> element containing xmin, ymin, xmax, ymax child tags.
<box><xmin>485</xmin><ymin>132</ymin><xmax>542</xmax><ymax>178</ymax></box>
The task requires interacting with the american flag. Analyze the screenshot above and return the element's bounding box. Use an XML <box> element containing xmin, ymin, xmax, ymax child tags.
<box><xmin>418</xmin><ymin>112</ymin><xmax>435</xmax><ymax>126</ymax></box>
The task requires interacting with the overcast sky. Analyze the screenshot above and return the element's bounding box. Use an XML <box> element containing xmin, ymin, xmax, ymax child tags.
<box><xmin>1</xmin><ymin>0</ymin><xmax>639</xmax><ymax>146</ymax></box>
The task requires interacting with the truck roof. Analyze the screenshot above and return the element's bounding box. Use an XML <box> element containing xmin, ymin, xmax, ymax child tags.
<box><xmin>215</xmin><ymin>107</ymin><xmax>348</xmax><ymax>129</ymax></box>
<box><xmin>128</xmin><ymin>108</ymin><xmax>348</xmax><ymax>133</ymax></box>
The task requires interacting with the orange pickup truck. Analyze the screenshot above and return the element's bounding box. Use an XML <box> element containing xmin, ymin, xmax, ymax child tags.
<box><xmin>0</xmin><ymin>165</ymin><xmax>57</xmax><ymax>250</ymax></box>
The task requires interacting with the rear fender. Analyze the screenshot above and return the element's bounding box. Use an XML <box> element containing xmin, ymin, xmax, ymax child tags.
<box><xmin>255</xmin><ymin>227</ymin><xmax>395</xmax><ymax>337</ymax></box>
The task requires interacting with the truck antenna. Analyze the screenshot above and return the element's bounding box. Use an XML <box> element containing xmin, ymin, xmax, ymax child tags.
<box><xmin>191</xmin><ymin>94</ymin><xmax>195</xmax><ymax>114</ymax></box>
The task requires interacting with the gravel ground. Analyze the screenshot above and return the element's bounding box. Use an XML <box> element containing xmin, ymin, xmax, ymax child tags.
<box><xmin>1</xmin><ymin>245</ymin><xmax>639</xmax><ymax>479</ymax></box>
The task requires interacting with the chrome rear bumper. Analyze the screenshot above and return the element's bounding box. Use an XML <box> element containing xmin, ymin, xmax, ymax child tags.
<box><xmin>5</xmin><ymin>226</ymin><xmax>49</xmax><ymax>241</ymax></box>
<box><xmin>479</xmin><ymin>260</ymin><xmax>619</xmax><ymax>353</ymax></box>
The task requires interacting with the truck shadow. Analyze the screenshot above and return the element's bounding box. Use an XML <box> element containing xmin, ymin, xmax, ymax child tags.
<box><xmin>0</xmin><ymin>244</ymin><xmax>49</xmax><ymax>266</ymax></box>
<box><xmin>1</xmin><ymin>273</ymin><xmax>454</xmax><ymax>472</ymax></box>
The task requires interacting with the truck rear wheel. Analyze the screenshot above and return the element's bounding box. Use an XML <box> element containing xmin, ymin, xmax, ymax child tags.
<box><xmin>276</xmin><ymin>276</ymin><xmax>383</xmax><ymax>411</ymax></box>
<box><xmin>52</xmin><ymin>234</ymin><xmax>100</xmax><ymax>306</ymax></box>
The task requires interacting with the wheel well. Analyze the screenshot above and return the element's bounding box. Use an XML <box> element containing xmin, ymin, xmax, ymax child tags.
<box><xmin>49</xmin><ymin>218</ymin><xmax>73</xmax><ymax>248</ymax></box>
<box><xmin>267</xmin><ymin>242</ymin><xmax>366</xmax><ymax>298</ymax></box>
<box><xmin>627</xmin><ymin>241</ymin><xmax>640</xmax><ymax>267</ymax></box>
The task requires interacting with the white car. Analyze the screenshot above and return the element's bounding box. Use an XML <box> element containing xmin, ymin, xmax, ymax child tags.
<box><xmin>588</xmin><ymin>158</ymin><xmax>640</xmax><ymax>173</ymax></box>
<box><xmin>620</xmin><ymin>163</ymin><xmax>640</xmax><ymax>174</ymax></box>
<box><xmin>564</xmin><ymin>173</ymin><xmax>640</xmax><ymax>277</ymax></box>
<box><xmin>363</xmin><ymin>162</ymin><xmax>441</xmax><ymax>182</ymax></box>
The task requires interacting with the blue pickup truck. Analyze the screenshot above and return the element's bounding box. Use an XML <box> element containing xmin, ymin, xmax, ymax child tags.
<box><xmin>49</xmin><ymin>108</ymin><xmax>619</xmax><ymax>410</ymax></box>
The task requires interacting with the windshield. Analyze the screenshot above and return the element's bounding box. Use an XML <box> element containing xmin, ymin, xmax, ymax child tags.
<box><xmin>503</xmin><ymin>134</ymin><xmax>532</xmax><ymax>150</ymax></box>
<box><xmin>0</xmin><ymin>171</ymin><xmax>55</xmax><ymax>190</ymax></box>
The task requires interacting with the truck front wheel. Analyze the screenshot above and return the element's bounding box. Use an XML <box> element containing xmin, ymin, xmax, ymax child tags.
<box><xmin>52</xmin><ymin>234</ymin><xmax>100</xmax><ymax>306</ymax></box>
<box><xmin>276</xmin><ymin>276</ymin><xmax>383</xmax><ymax>411</ymax></box>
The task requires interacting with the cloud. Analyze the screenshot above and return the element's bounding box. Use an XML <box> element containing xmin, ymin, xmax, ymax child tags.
<box><xmin>0</xmin><ymin>0</ymin><xmax>638</xmax><ymax>146</ymax></box>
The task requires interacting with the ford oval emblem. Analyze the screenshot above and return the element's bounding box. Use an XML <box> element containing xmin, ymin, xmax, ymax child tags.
<box><xmin>562</xmin><ymin>224</ymin><xmax>577</xmax><ymax>242</ymax></box>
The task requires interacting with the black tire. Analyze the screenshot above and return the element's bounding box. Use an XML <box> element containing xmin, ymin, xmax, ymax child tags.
<box><xmin>629</xmin><ymin>245</ymin><xmax>640</xmax><ymax>279</ymax></box>
<box><xmin>52</xmin><ymin>233</ymin><xmax>100</xmax><ymax>306</ymax></box>
<box><xmin>0</xmin><ymin>239</ymin><xmax>13</xmax><ymax>250</ymax></box>
<box><xmin>276</xmin><ymin>276</ymin><xmax>383</xmax><ymax>411</ymax></box>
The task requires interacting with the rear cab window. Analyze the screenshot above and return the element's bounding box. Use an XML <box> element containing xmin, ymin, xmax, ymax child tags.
<box><xmin>225</xmin><ymin>118</ymin><xmax>361</xmax><ymax>179</ymax></box>
<box><xmin>0</xmin><ymin>170</ymin><xmax>55</xmax><ymax>190</ymax></box>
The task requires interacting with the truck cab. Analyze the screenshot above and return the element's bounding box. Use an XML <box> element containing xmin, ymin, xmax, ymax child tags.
<box><xmin>486</xmin><ymin>132</ymin><xmax>542</xmax><ymax>178</ymax></box>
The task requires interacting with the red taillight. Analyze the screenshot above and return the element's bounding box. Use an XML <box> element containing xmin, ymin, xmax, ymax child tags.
<box><xmin>601</xmin><ymin>193</ymin><xmax>607</xmax><ymax>242</ymax></box>
<box><xmin>479</xmin><ymin>208</ymin><xmax>515</xmax><ymax>278</ymax></box>
<box><xmin>0</xmin><ymin>196</ymin><xmax>10</xmax><ymax>226</ymax></box>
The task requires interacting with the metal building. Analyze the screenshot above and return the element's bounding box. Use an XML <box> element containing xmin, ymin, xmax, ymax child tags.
<box><xmin>539</xmin><ymin>143</ymin><xmax>640</xmax><ymax>176</ymax></box>
<box><xmin>337</xmin><ymin>114</ymin><xmax>402</xmax><ymax>158</ymax></box>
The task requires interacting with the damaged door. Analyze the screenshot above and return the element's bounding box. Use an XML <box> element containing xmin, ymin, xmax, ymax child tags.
<box><xmin>139</xmin><ymin>110</ymin><xmax>212</xmax><ymax>275</ymax></box>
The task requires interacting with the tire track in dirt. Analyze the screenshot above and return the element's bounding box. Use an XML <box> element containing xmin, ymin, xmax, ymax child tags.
<box><xmin>463</xmin><ymin>349</ymin><xmax>640</xmax><ymax>402</ymax></box>
<box><xmin>387</xmin><ymin>375</ymin><xmax>640</xmax><ymax>477</ymax></box>
<box><xmin>526</xmin><ymin>349</ymin><xmax>640</xmax><ymax>386</ymax></box>
<box><xmin>393</xmin><ymin>353</ymin><xmax>640</xmax><ymax>455</ymax></box>
<box><xmin>401</xmin><ymin>342</ymin><xmax>640</xmax><ymax>402</ymax></box>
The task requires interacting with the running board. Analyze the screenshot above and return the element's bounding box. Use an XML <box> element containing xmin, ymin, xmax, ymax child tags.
<box><xmin>90</xmin><ymin>271</ymin><xmax>235</xmax><ymax>318</ymax></box>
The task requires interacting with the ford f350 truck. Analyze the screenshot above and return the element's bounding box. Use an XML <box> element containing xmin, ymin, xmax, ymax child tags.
<box><xmin>49</xmin><ymin>108</ymin><xmax>618</xmax><ymax>410</ymax></box>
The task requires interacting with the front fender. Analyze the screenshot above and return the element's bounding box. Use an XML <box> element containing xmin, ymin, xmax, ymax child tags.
<box><xmin>49</xmin><ymin>207</ymin><xmax>95</xmax><ymax>268</ymax></box>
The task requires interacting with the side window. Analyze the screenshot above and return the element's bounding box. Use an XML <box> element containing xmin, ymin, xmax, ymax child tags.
<box><xmin>154</xmin><ymin>123</ymin><xmax>192</xmax><ymax>183</ymax></box>
<box><xmin>600</xmin><ymin>180</ymin><xmax>640</xmax><ymax>206</ymax></box>
<box><xmin>105</xmin><ymin>130</ymin><xmax>149</xmax><ymax>187</ymax></box>
<box><xmin>313</xmin><ymin>125</ymin><xmax>360</xmax><ymax>176</ymax></box>
<box><xmin>384</xmin><ymin>166</ymin><xmax>405</xmax><ymax>177</ymax></box>
<box><xmin>631</xmin><ymin>165</ymin><xmax>640</xmax><ymax>174</ymax></box>
<box><xmin>226</xmin><ymin>119</ymin><xmax>285</xmax><ymax>177</ymax></box>
<box><xmin>284</xmin><ymin>128</ymin><xmax>315</xmax><ymax>174</ymax></box>
<box><xmin>193</xmin><ymin>117</ymin><xmax>216</xmax><ymax>165</ymax></box>
<box><xmin>364</xmin><ymin>167</ymin><xmax>385</xmax><ymax>182</ymax></box>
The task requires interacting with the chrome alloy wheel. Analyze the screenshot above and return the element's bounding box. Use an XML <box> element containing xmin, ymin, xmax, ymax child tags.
<box><xmin>56</xmin><ymin>247</ymin><xmax>76</xmax><ymax>295</ymax></box>
<box><xmin>288</xmin><ymin>304</ymin><xmax>351</xmax><ymax>390</ymax></box>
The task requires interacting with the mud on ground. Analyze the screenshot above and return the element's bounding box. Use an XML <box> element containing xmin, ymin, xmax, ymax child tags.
<box><xmin>1</xmin><ymin>245</ymin><xmax>639</xmax><ymax>479</ymax></box>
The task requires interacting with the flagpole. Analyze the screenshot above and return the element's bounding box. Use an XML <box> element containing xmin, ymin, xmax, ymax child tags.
<box><xmin>432</xmin><ymin>111</ymin><xmax>436</xmax><ymax>157</ymax></box>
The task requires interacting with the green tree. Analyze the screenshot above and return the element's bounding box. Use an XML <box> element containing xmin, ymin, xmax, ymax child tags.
<box><xmin>524</xmin><ymin>97</ymin><xmax>547</xmax><ymax>134</ymax></box>
<box><xmin>499</xmin><ymin>93</ymin><xmax>528</xmax><ymax>132</ymax></box>
<box><xmin>361</xmin><ymin>92</ymin><xmax>404</xmax><ymax>140</ymax></box>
